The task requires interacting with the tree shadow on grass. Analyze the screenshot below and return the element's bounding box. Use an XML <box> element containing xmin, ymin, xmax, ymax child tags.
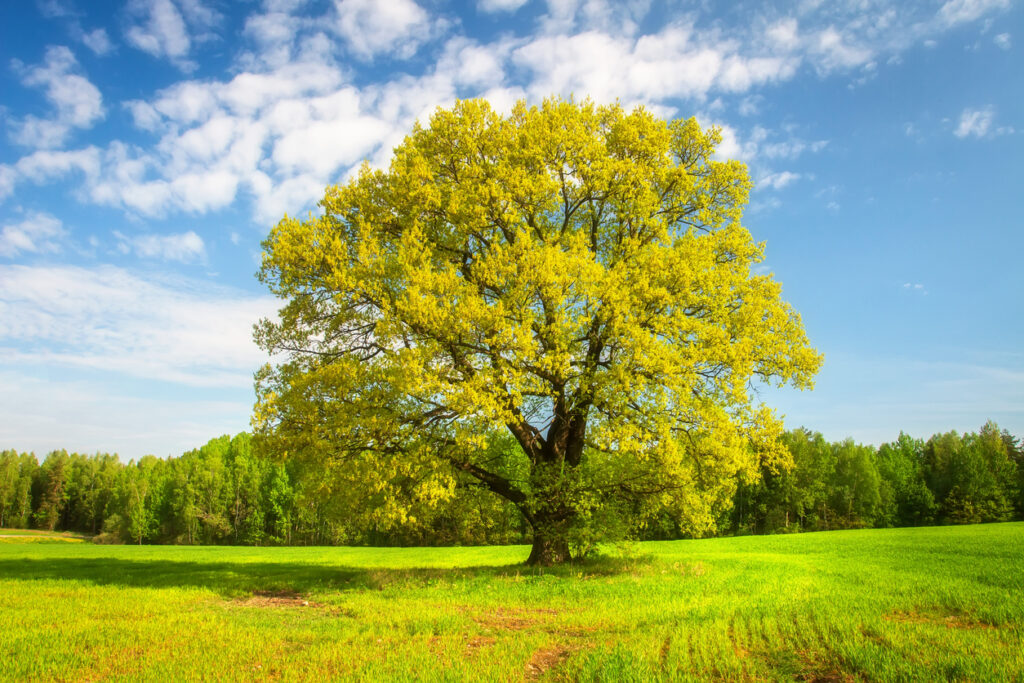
<box><xmin>0</xmin><ymin>553</ymin><xmax>649</xmax><ymax>597</ymax></box>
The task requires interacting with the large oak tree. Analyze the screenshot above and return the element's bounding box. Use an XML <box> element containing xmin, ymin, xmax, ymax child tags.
<box><xmin>254</xmin><ymin>98</ymin><xmax>821</xmax><ymax>564</ymax></box>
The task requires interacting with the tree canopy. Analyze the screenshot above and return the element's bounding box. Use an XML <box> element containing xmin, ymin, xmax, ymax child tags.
<box><xmin>253</xmin><ymin>97</ymin><xmax>822</xmax><ymax>564</ymax></box>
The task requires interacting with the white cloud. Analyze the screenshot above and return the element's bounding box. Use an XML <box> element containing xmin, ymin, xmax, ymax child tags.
<box><xmin>0</xmin><ymin>147</ymin><xmax>102</xmax><ymax>205</ymax></box>
<box><xmin>712</xmin><ymin>123</ymin><xmax>763</xmax><ymax>162</ymax></box>
<box><xmin>902</xmin><ymin>282</ymin><xmax>928</xmax><ymax>295</ymax></box>
<box><xmin>937</xmin><ymin>0</ymin><xmax>1010</xmax><ymax>27</ymax></box>
<box><xmin>536</xmin><ymin>0</ymin><xmax>652</xmax><ymax>36</ymax></box>
<box><xmin>81</xmin><ymin>28</ymin><xmax>113</xmax><ymax>55</ymax></box>
<box><xmin>478</xmin><ymin>0</ymin><xmax>529</xmax><ymax>13</ymax></box>
<box><xmin>993</xmin><ymin>33</ymin><xmax>1011</xmax><ymax>49</ymax></box>
<box><xmin>0</xmin><ymin>264</ymin><xmax>277</xmax><ymax>389</ymax></box>
<box><xmin>9</xmin><ymin>46</ymin><xmax>104</xmax><ymax>149</ymax></box>
<box><xmin>242</xmin><ymin>2</ymin><xmax>305</xmax><ymax>68</ymax></box>
<box><xmin>248</xmin><ymin>170</ymin><xmax>329</xmax><ymax>225</ymax></box>
<box><xmin>761</xmin><ymin>138</ymin><xmax>828</xmax><ymax>159</ymax></box>
<box><xmin>707</xmin><ymin>123</ymin><xmax>825</xmax><ymax>172</ymax></box>
<box><xmin>333</xmin><ymin>0</ymin><xmax>434</xmax><ymax>60</ymax></box>
<box><xmin>758</xmin><ymin>171</ymin><xmax>801</xmax><ymax>190</ymax></box>
<box><xmin>437</xmin><ymin>37</ymin><xmax>510</xmax><ymax>90</ymax></box>
<box><xmin>766</xmin><ymin>18</ymin><xmax>800</xmax><ymax>51</ymax></box>
<box><xmin>124</xmin><ymin>0</ymin><xmax>220</xmax><ymax>69</ymax></box>
<box><xmin>37</xmin><ymin>0</ymin><xmax>74</xmax><ymax>18</ymax></box>
<box><xmin>811</xmin><ymin>26</ymin><xmax>873</xmax><ymax>72</ymax></box>
<box><xmin>511</xmin><ymin>24</ymin><xmax>804</xmax><ymax>106</ymax></box>
<box><xmin>14</xmin><ymin>147</ymin><xmax>102</xmax><ymax>183</ymax></box>
<box><xmin>125</xmin><ymin>0</ymin><xmax>192</xmax><ymax>62</ymax></box>
<box><xmin>738</xmin><ymin>95</ymin><xmax>762</xmax><ymax>117</ymax></box>
<box><xmin>85</xmin><ymin>59</ymin><xmax>358</xmax><ymax>218</ymax></box>
<box><xmin>0</xmin><ymin>369</ymin><xmax>253</xmax><ymax>459</ymax></box>
<box><xmin>0</xmin><ymin>264</ymin><xmax>280</xmax><ymax>457</ymax></box>
<box><xmin>0</xmin><ymin>166</ymin><xmax>15</xmax><ymax>201</ymax></box>
<box><xmin>114</xmin><ymin>230</ymin><xmax>207</xmax><ymax>263</ymax></box>
<box><xmin>955</xmin><ymin>107</ymin><xmax>993</xmax><ymax>137</ymax></box>
<box><xmin>4</xmin><ymin>0</ymin><xmax>1012</xmax><ymax>229</ymax></box>
<box><xmin>176</xmin><ymin>0</ymin><xmax>221</xmax><ymax>28</ymax></box>
<box><xmin>954</xmin><ymin>106</ymin><xmax>1012</xmax><ymax>138</ymax></box>
<box><xmin>0</xmin><ymin>212</ymin><xmax>68</xmax><ymax>257</ymax></box>
<box><xmin>272</xmin><ymin>114</ymin><xmax>392</xmax><ymax>176</ymax></box>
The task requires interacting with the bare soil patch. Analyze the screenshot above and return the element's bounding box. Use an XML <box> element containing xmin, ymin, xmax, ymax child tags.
<box><xmin>235</xmin><ymin>590</ymin><xmax>319</xmax><ymax>608</ymax></box>
<box><xmin>885</xmin><ymin>610</ymin><xmax>996</xmax><ymax>631</ymax></box>
<box><xmin>464</xmin><ymin>635</ymin><xmax>495</xmax><ymax>656</ymax></box>
<box><xmin>472</xmin><ymin>606</ymin><xmax>559</xmax><ymax>632</ymax></box>
<box><xmin>525</xmin><ymin>645</ymin><xmax>572</xmax><ymax>680</ymax></box>
<box><xmin>794</xmin><ymin>650</ymin><xmax>857</xmax><ymax>683</ymax></box>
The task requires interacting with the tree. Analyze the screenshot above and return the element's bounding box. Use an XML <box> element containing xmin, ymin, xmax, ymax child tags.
<box><xmin>925</xmin><ymin>425</ymin><xmax>1016</xmax><ymax>524</ymax></box>
<box><xmin>829</xmin><ymin>439</ymin><xmax>882</xmax><ymax>528</ymax></box>
<box><xmin>254</xmin><ymin>98</ymin><xmax>821</xmax><ymax>564</ymax></box>
<box><xmin>33</xmin><ymin>450</ymin><xmax>70</xmax><ymax>531</ymax></box>
<box><xmin>0</xmin><ymin>451</ymin><xmax>20</xmax><ymax>528</ymax></box>
<box><xmin>875</xmin><ymin>433</ymin><xmax>935</xmax><ymax>527</ymax></box>
<box><xmin>1001</xmin><ymin>428</ymin><xmax>1024</xmax><ymax>517</ymax></box>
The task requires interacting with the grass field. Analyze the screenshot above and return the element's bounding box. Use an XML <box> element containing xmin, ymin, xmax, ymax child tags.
<box><xmin>1</xmin><ymin>524</ymin><xmax>1022</xmax><ymax>681</ymax></box>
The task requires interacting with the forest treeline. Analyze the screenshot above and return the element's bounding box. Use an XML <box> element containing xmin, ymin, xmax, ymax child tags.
<box><xmin>1</xmin><ymin>422</ymin><xmax>1022</xmax><ymax>545</ymax></box>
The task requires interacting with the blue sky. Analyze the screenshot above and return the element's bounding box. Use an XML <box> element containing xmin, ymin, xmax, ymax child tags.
<box><xmin>1</xmin><ymin>0</ymin><xmax>1021</xmax><ymax>459</ymax></box>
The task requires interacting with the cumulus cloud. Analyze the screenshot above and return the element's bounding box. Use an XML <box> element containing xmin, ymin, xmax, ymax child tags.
<box><xmin>436</xmin><ymin>37</ymin><xmax>510</xmax><ymax>91</ymax></box>
<box><xmin>478</xmin><ymin>0</ymin><xmax>529</xmax><ymax>13</ymax></box>
<box><xmin>0</xmin><ymin>264</ymin><xmax>277</xmax><ymax>388</ymax></box>
<box><xmin>536</xmin><ymin>0</ymin><xmax>653</xmax><ymax>36</ymax></box>
<box><xmin>758</xmin><ymin>171</ymin><xmax>801</xmax><ymax>190</ymax></box>
<box><xmin>709</xmin><ymin>122</ymin><xmax>826</xmax><ymax>168</ymax></box>
<box><xmin>81</xmin><ymin>28</ymin><xmax>113</xmax><ymax>55</ymax></box>
<box><xmin>125</xmin><ymin>0</ymin><xmax>191</xmax><ymax>61</ymax></box>
<box><xmin>36</xmin><ymin>0</ymin><xmax>75</xmax><ymax>18</ymax></box>
<box><xmin>766</xmin><ymin>18</ymin><xmax>800</xmax><ymax>51</ymax></box>
<box><xmin>954</xmin><ymin>106</ymin><xmax>1013</xmax><ymax>138</ymax></box>
<box><xmin>955</xmin><ymin>107</ymin><xmax>994</xmax><ymax>137</ymax></box>
<box><xmin>3</xmin><ymin>0</ymin><xmax>1013</xmax><ymax>226</ymax></box>
<box><xmin>0</xmin><ymin>147</ymin><xmax>102</xmax><ymax>204</ymax></box>
<box><xmin>124</xmin><ymin>0</ymin><xmax>220</xmax><ymax>69</ymax></box>
<box><xmin>761</xmin><ymin>138</ymin><xmax>829</xmax><ymax>160</ymax></box>
<box><xmin>114</xmin><ymin>230</ymin><xmax>206</xmax><ymax>263</ymax></box>
<box><xmin>937</xmin><ymin>0</ymin><xmax>1010</xmax><ymax>27</ymax></box>
<box><xmin>333</xmin><ymin>0</ymin><xmax>435</xmax><ymax>60</ymax></box>
<box><xmin>14</xmin><ymin>147</ymin><xmax>102</xmax><ymax>183</ymax></box>
<box><xmin>0</xmin><ymin>212</ymin><xmax>68</xmax><ymax>257</ymax></box>
<box><xmin>9</xmin><ymin>46</ymin><xmax>104</xmax><ymax>149</ymax></box>
<box><xmin>270</xmin><ymin>95</ymin><xmax>392</xmax><ymax>175</ymax></box>
<box><xmin>811</xmin><ymin>26</ymin><xmax>873</xmax><ymax>72</ymax></box>
<box><xmin>0</xmin><ymin>166</ymin><xmax>14</xmax><ymax>200</ymax></box>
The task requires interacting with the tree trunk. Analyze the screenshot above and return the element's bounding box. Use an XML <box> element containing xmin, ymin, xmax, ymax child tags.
<box><xmin>525</xmin><ymin>527</ymin><xmax>571</xmax><ymax>566</ymax></box>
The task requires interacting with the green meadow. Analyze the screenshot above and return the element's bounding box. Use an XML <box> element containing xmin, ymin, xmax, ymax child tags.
<box><xmin>1</xmin><ymin>524</ymin><xmax>1022</xmax><ymax>682</ymax></box>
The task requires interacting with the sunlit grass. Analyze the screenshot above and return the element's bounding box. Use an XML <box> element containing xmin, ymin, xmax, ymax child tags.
<box><xmin>0</xmin><ymin>529</ymin><xmax>86</xmax><ymax>544</ymax></box>
<box><xmin>1</xmin><ymin>524</ymin><xmax>1021</xmax><ymax>681</ymax></box>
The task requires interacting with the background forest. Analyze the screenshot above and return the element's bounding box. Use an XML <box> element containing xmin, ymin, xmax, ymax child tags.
<box><xmin>2</xmin><ymin>422</ymin><xmax>1021</xmax><ymax>547</ymax></box>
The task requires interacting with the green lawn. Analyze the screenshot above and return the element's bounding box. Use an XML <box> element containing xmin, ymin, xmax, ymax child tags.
<box><xmin>1</xmin><ymin>524</ymin><xmax>1022</xmax><ymax>681</ymax></box>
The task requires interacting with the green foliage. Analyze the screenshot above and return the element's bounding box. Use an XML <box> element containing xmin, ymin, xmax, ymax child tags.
<box><xmin>33</xmin><ymin>450</ymin><xmax>70</xmax><ymax>531</ymax></box>
<box><xmin>729</xmin><ymin>423</ymin><xmax>1019</xmax><ymax>536</ymax></box>
<box><xmin>1</xmin><ymin>421</ymin><xmax>1020</xmax><ymax>547</ymax></box>
<box><xmin>254</xmin><ymin>96</ymin><xmax>822</xmax><ymax>563</ymax></box>
<box><xmin>875</xmin><ymin>433</ymin><xmax>936</xmax><ymax>527</ymax></box>
<box><xmin>925</xmin><ymin>423</ymin><xmax>1017</xmax><ymax>524</ymax></box>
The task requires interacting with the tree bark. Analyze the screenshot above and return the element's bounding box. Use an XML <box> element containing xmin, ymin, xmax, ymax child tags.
<box><xmin>526</xmin><ymin>528</ymin><xmax>571</xmax><ymax>566</ymax></box>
